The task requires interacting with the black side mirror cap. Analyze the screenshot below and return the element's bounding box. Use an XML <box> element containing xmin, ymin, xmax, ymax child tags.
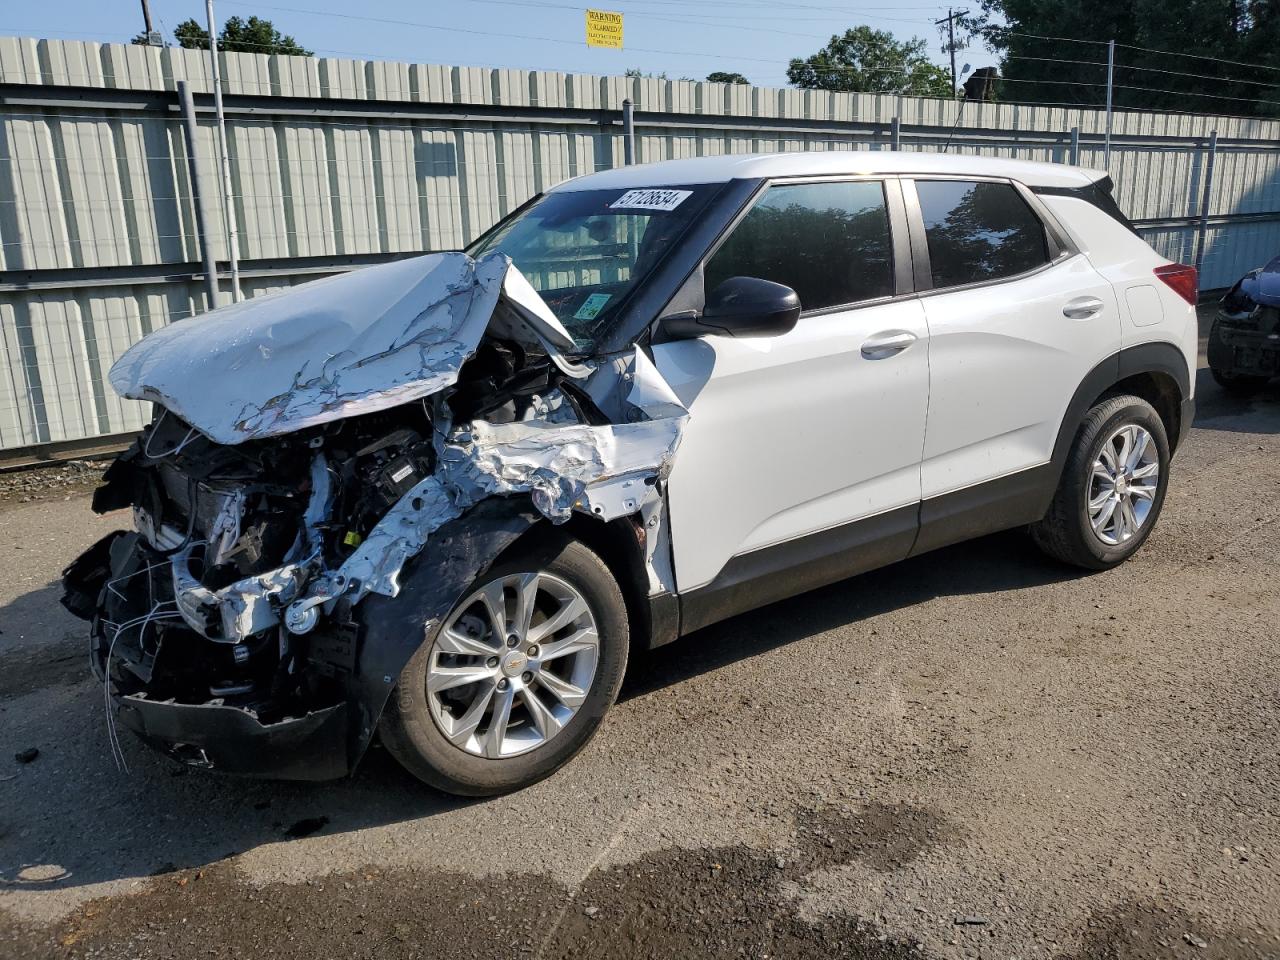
<box><xmin>660</xmin><ymin>276</ymin><xmax>801</xmax><ymax>340</ymax></box>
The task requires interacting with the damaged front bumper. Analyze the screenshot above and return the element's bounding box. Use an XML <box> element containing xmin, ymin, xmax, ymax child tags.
<box><xmin>1211</xmin><ymin>295</ymin><xmax>1280</xmax><ymax>379</ymax></box>
<box><xmin>117</xmin><ymin>697</ymin><xmax>349</xmax><ymax>781</ymax></box>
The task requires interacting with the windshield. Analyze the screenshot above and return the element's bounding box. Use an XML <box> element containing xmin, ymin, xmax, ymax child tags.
<box><xmin>469</xmin><ymin>184</ymin><xmax>719</xmax><ymax>350</ymax></box>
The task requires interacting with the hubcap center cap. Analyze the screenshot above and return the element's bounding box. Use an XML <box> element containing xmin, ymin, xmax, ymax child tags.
<box><xmin>1115</xmin><ymin>475</ymin><xmax>1129</xmax><ymax>495</ymax></box>
<box><xmin>500</xmin><ymin>650</ymin><xmax>529</xmax><ymax>678</ymax></box>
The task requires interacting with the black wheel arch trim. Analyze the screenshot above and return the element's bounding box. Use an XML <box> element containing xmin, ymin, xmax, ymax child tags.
<box><xmin>1052</xmin><ymin>342</ymin><xmax>1191</xmax><ymax>474</ymax></box>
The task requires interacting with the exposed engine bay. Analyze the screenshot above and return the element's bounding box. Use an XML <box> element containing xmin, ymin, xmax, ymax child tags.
<box><xmin>60</xmin><ymin>251</ymin><xmax>686</xmax><ymax>779</ymax></box>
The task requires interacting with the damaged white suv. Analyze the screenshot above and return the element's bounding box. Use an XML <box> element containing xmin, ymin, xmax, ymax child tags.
<box><xmin>63</xmin><ymin>153</ymin><xmax>1199</xmax><ymax>795</ymax></box>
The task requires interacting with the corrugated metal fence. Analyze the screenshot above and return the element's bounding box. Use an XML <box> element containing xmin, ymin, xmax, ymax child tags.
<box><xmin>3</xmin><ymin>37</ymin><xmax>1280</xmax><ymax>457</ymax></box>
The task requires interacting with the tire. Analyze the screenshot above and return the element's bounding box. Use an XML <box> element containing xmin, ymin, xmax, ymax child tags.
<box><xmin>1207</xmin><ymin>319</ymin><xmax>1270</xmax><ymax>396</ymax></box>
<box><xmin>379</xmin><ymin>536</ymin><xmax>628</xmax><ymax>796</ymax></box>
<box><xmin>1031</xmin><ymin>394</ymin><xmax>1171</xmax><ymax>570</ymax></box>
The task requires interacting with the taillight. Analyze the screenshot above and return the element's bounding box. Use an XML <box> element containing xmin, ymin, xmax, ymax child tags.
<box><xmin>1153</xmin><ymin>262</ymin><xmax>1198</xmax><ymax>306</ymax></box>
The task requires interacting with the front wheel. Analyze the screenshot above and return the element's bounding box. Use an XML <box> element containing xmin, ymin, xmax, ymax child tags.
<box><xmin>1031</xmin><ymin>394</ymin><xmax>1170</xmax><ymax>570</ymax></box>
<box><xmin>379</xmin><ymin>537</ymin><xmax>628</xmax><ymax>796</ymax></box>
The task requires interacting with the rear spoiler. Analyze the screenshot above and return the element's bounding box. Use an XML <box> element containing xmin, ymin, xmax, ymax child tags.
<box><xmin>1032</xmin><ymin>176</ymin><xmax>1139</xmax><ymax>236</ymax></box>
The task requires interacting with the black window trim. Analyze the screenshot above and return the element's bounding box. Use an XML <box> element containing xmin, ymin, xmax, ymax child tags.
<box><xmin>900</xmin><ymin>174</ymin><xmax>1079</xmax><ymax>298</ymax></box>
<box><xmin>690</xmin><ymin>173</ymin><xmax>916</xmax><ymax>319</ymax></box>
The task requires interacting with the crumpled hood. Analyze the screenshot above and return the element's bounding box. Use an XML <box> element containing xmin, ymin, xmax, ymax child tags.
<box><xmin>1236</xmin><ymin>255</ymin><xmax>1280</xmax><ymax>307</ymax></box>
<box><xmin>109</xmin><ymin>251</ymin><xmax>578</xmax><ymax>445</ymax></box>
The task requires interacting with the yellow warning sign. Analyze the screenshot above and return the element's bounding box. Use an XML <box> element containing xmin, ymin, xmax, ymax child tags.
<box><xmin>585</xmin><ymin>9</ymin><xmax>623</xmax><ymax>49</ymax></box>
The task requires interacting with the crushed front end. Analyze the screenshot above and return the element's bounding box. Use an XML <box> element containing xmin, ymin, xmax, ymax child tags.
<box><xmin>59</xmin><ymin>251</ymin><xmax>686</xmax><ymax>780</ymax></box>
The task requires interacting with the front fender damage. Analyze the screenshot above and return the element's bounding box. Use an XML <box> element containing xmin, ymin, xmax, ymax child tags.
<box><xmin>63</xmin><ymin>251</ymin><xmax>687</xmax><ymax>779</ymax></box>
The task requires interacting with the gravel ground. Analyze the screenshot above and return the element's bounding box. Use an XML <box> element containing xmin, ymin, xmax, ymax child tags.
<box><xmin>0</xmin><ymin>461</ymin><xmax>112</xmax><ymax>512</ymax></box>
<box><xmin>1</xmin><ymin>323</ymin><xmax>1278</xmax><ymax>959</ymax></box>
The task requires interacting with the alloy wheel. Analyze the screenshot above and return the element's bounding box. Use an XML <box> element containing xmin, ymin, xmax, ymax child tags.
<box><xmin>426</xmin><ymin>571</ymin><xmax>599</xmax><ymax>759</ymax></box>
<box><xmin>1087</xmin><ymin>423</ymin><xmax>1160</xmax><ymax>546</ymax></box>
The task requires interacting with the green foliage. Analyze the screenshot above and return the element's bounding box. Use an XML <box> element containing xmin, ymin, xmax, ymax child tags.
<box><xmin>960</xmin><ymin>0</ymin><xmax>1280</xmax><ymax>116</ymax></box>
<box><xmin>786</xmin><ymin>26</ymin><xmax>954</xmax><ymax>97</ymax></box>
<box><xmin>133</xmin><ymin>15</ymin><xmax>313</xmax><ymax>56</ymax></box>
<box><xmin>706</xmin><ymin>71</ymin><xmax>750</xmax><ymax>85</ymax></box>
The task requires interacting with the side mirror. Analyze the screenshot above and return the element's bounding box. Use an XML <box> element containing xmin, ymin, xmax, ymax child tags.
<box><xmin>660</xmin><ymin>276</ymin><xmax>800</xmax><ymax>340</ymax></box>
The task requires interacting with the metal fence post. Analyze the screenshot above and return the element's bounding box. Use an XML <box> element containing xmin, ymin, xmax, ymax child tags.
<box><xmin>177</xmin><ymin>81</ymin><xmax>219</xmax><ymax>313</ymax></box>
<box><xmin>205</xmin><ymin>0</ymin><xmax>242</xmax><ymax>301</ymax></box>
<box><xmin>1069</xmin><ymin>126</ymin><xmax>1080</xmax><ymax>165</ymax></box>
<box><xmin>1194</xmin><ymin>130</ymin><xmax>1218</xmax><ymax>277</ymax></box>
<box><xmin>891</xmin><ymin>116</ymin><xmax>901</xmax><ymax>150</ymax></box>
<box><xmin>622</xmin><ymin>99</ymin><xmax>635</xmax><ymax>165</ymax></box>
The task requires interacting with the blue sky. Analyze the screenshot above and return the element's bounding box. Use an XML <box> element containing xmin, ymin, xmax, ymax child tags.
<box><xmin>3</xmin><ymin>0</ymin><xmax>993</xmax><ymax>87</ymax></box>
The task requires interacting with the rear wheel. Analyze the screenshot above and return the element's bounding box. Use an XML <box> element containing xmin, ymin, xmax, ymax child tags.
<box><xmin>1031</xmin><ymin>394</ymin><xmax>1170</xmax><ymax>570</ymax></box>
<box><xmin>379</xmin><ymin>537</ymin><xmax>628</xmax><ymax>796</ymax></box>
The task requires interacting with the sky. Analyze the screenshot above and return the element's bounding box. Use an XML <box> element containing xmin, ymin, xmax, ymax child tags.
<box><xmin>2</xmin><ymin>0</ymin><xmax>995</xmax><ymax>88</ymax></box>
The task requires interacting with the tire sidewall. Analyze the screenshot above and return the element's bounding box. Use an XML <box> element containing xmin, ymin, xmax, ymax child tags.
<box><xmin>380</xmin><ymin>537</ymin><xmax>628</xmax><ymax>796</ymax></box>
<box><xmin>1068</xmin><ymin>398</ymin><xmax>1171</xmax><ymax>566</ymax></box>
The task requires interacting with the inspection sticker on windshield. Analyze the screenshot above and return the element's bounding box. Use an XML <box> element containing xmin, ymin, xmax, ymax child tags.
<box><xmin>574</xmin><ymin>293</ymin><xmax>613</xmax><ymax>321</ymax></box>
<box><xmin>610</xmin><ymin>188</ymin><xmax>692</xmax><ymax>212</ymax></box>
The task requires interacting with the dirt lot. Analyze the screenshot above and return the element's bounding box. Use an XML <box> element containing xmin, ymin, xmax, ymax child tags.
<box><xmin>1</xmin><ymin>335</ymin><xmax>1278</xmax><ymax>959</ymax></box>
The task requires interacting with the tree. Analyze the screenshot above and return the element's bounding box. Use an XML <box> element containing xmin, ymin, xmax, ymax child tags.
<box><xmin>132</xmin><ymin>15</ymin><xmax>312</xmax><ymax>56</ymax></box>
<box><xmin>786</xmin><ymin>26</ymin><xmax>953</xmax><ymax>97</ymax></box>
<box><xmin>958</xmin><ymin>1</ymin><xmax>1280</xmax><ymax>117</ymax></box>
<box><xmin>706</xmin><ymin>71</ymin><xmax>750</xmax><ymax>85</ymax></box>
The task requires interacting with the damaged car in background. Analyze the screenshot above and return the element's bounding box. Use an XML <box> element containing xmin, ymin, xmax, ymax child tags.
<box><xmin>1208</xmin><ymin>255</ymin><xmax>1280</xmax><ymax>394</ymax></box>
<box><xmin>63</xmin><ymin>153</ymin><xmax>1199</xmax><ymax>795</ymax></box>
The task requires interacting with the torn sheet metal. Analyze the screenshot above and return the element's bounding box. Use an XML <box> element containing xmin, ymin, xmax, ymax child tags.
<box><xmin>278</xmin><ymin>345</ymin><xmax>689</xmax><ymax>634</ymax></box>
<box><xmin>108</xmin><ymin>252</ymin><xmax>575</xmax><ymax>446</ymax></box>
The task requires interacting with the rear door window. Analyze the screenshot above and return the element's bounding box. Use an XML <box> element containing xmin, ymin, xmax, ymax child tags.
<box><xmin>705</xmin><ymin>180</ymin><xmax>894</xmax><ymax>312</ymax></box>
<box><xmin>915</xmin><ymin>179</ymin><xmax>1049</xmax><ymax>289</ymax></box>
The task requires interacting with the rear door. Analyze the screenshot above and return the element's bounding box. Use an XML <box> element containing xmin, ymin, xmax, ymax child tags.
<box><xmin>652</xmin><ymin>177</ymin><xmax>930</xmax><ymax>600</ymax></box>
<box><xmin>904</xmin><ymin>178</ymin><xmax>1121</xmax><ymax>514</ymax></box>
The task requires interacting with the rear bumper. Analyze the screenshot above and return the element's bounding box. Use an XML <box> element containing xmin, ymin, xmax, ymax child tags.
<box><xmin>116</xmin><ymin>695</ymin><xmax>350</xmax><ymax>781</ymax></box>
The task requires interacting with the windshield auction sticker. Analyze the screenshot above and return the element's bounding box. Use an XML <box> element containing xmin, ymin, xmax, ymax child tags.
<box><xmin>609</xmin><ymin>189</ymin><xmax>693</xmax><ymax>212</ymax></box>
<box><xmin>574</xmin><ymin>293</ymin><xmax>613</xmax><ymax>321</ymax></box>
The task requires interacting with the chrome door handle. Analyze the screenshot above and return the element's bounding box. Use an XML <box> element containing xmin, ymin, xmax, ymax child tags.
<box><xmin>1063</xmin><ymin>296</ymin><xmax>1104</xmax><ymax>319</ymax></box>
<box><xmin>860</xmin><ymin>331</ymin><xmax>917</xmax><ymax>359</ymax></box>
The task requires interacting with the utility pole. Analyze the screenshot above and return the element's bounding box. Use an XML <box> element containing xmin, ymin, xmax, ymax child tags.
<box><xmin>139</xmin><ymin>0</ymin><xmax>163</xmax><ymax>46</ymax></box>
<box><xmin>1104</xmin><ymin>38</ymin><xmax>1115</xmax><ymax>170</ymax></box>
<box><xmin>935</xmin><ymin>8</ymin><xmax>969</xmax><ymax>95</ymax></box>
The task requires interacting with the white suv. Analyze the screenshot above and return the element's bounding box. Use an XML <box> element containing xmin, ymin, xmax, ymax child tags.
<box><xmin>64</xmin><ymin>152</ymin><xmax>1198</xmax><ymax>795</ymax></box>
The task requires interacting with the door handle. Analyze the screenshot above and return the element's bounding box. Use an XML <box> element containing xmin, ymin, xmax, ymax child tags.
<box><xmin>1063</xmin><ymin>296</ymin><xmax>1104</xmax><ymax>320</ymax></box>
<box><xmin>861</xmin><ymin>331</ymin><xmax>917</xmax><ymax>359</ymax></box>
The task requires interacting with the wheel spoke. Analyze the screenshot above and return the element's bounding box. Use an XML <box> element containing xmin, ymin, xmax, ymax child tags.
<box><xmin>1088</xmin><ymin>485</ymin><xmax>1113</xmax><ymax>511</ymax></box>
<box><xmin>436</xmin><ymin>625</ymin><xmax>499</xmax><ymax>658</ymax></box>
<box><xmin>1118</xmin><ymin>498</ymin><xmax>1139</xmax><ymax>539</ymax></box>
<box><xmin>1115</xmin><ymin>428</ymin><xmax>1134</xmax><ymax>473</ymax></box>
<box><xmin>1097</xmin><ymin>443</ymin><xmax>1120</xmax><ymax>476</ymax></box>
<box><xmin>539</xmin><ymin>626</ymin><xmax>598</xmax><ymax>663</ymax></box>
<box><xmin>477</xmin><ymin>580</ymin><xmax>509</xmax><ymax>639</ymax></box>
<box><xmin>1126</xmin><ymin>430</ymin><xmax>1150</xmax><ymax>473</ymax></box>
<box><xmin>528</xmin><ymin>594</ymin><xmax>589</xmax><ymax>644</ymax></box>
<box><xmin>1091</xmin><ymin>496</ymin><xmax>1118</xmax><ymax>532</ymax></box>
<box><xmin>511</xmin><ymin>572</ymin><xmax>540</xmax><ymax>640</ymax></box>
<box><xmin>482</xmin><ymin>684</ymin><xmax>516</xmax><ymax>758</ymax></box>
<box><xmin>1131</xmin><ymin>461</ymin><xmax>1159</xmax><ymax>480</ymax></box>
<box><xmin>427</xmin><ymin>663</ymin><xmax>495</xmax><ymax>694</ymax></box>
<box><xmin>537</xmin><ymin>670</ymin><xmax>587</xmax><ymax>709</ymax></box>
<box><xmin>445</xmin><ymin>682</ymin><xmax>496</xmax><ymax>745</ymax></box>
<box><xmin>520</xmin><ymin>687</ymin><xmax>562</xmax><ymax>740</ymax></box>
<box><xmin>1129</xmin><ymin>483</ymin><xmax>1157</xmax><ymax>502</ymax></box>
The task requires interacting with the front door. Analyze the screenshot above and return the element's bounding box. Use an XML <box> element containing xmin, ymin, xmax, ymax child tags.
<box><xmin>650</xmin><ymin>178</ymin><xmax>930</xmax><ymax>605</ymax></box>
